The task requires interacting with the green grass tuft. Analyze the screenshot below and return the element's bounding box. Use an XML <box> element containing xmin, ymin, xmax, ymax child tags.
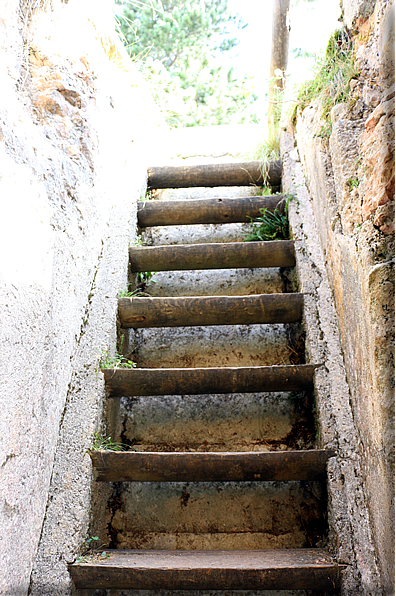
<box><xmin>292</xmin><ymin>27</ymin><xmax>359</xmax><ymax>136</ymax></box>
<box><xmin>97</xmin><ymin>349</ymin><xmax>136</xmax><ymax>369</ymax></box>
<box><xmin>91</xmin><ymin>432</ymin><xmax>131</xmax><ymax>452</ymax></box>
<box><xmin>96</xmin><ymin>335</ymin><xmax>136</xmax><ymax>369</ymax></box>
<box><xmin>244</xmin><ymin>196</ymin><xmax>292</xmax><ymax>242</ymax></box>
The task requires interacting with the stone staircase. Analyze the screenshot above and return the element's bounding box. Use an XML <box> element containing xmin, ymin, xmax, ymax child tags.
<box><xmin>69</xmin><ymin>163</ymin><xmax>340</xmax><ymax>593</ymax></box>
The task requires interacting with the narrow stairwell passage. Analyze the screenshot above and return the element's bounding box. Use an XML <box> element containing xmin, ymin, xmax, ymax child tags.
<box><xmin>69</xmin><ymin>161</ymin><xmax>341</xmax><ymax>593</ymax></box>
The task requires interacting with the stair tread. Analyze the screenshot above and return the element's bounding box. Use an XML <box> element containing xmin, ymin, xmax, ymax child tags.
<box><xmin>90</xmin><ymin>449</ymin><xmax>334</xmax><ymax>482</ymax></box>
<box><xmin>129</xmin><ymin>240</ymin><xmax>295</xmax><ymax>271</ymax></box>
<box><xmin>103</xmin><ymin>364</ymin><xmax>315</xmax><ymax>396</ymax></box>
<box><xmin>69</xmin><ymin>548</ymin><xmax>340</xmax><ymax>590</ymax></box>
<box><xmin>118</xmin><ymin>293</ymin><xmax>303</xmax><ymax>328</ymax></box>
<box><xmin>71</xmin><ymin>547</ymin><xmax>336</xmax><ymax>569</ymax></box>
<box><xmin>137</xmin><ymin>195</ymin><xmax>285</xmax><ymax>227</ymax></box>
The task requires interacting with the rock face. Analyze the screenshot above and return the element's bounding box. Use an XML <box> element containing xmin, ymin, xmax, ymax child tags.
<box><xmin>293</xmin><ymin>0</ymin><xmax>394</xmax><ymax>592</ymax></box>
<box><xmin>0</xmin><ymin>1</ymin><xmax>162</xmax><ymax>594</ymax></box>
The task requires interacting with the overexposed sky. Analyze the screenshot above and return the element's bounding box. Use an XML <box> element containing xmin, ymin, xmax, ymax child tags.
<box><xmin>224</xmin><ymin>0</ymin><xmax>341</xmax><ymax>119</ymax></box>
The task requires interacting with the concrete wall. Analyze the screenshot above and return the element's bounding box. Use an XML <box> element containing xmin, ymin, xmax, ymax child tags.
<box><xmin>292</xmin><ymin>0</ymin><xmax>394</xmax><ymax>592</ymax></box>
<box><xmin>0</xmin><ymin>1</ymin><xmax>164</xmax><ymax>593</ymax></box>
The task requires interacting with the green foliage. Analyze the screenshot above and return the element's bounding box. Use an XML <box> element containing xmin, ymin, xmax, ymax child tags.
<box><xmin>292</xmin><ymin>48</ymin><xmax>316</xmax><ymax>59</ymax></box>
<box><xmin>115</xmin><ymin>0</ymin><xmax>258</xmax><ymax>126</ymax></box>
<box><xmin>239</xmin><ymin>121</ymin><xmax>281</xmax><ymax>194</ymax></box>
<box><xmin>137</xmin><ymin>271</ymin><xmax>156</xmax><ymax>286</ymax></box>
<box><xmin>131</xmin><ymin>237</ymin><xmax>145</xmax><ymax>246</ymax></box>
<box><xmin>248</xmin><ymin>122</ymin><xmax>281</xmax><ymax>163</ymax></box>
<box><xmin>97</xmin><ymin>349</ymin><xmax>136</xmax><ymax>369</ymax></box>
<box><xmin>118</xmin><ymin>288</ymin><xmax>138</xmax><ymax>298</ymax></box>
<box><xmin>259</xmin><ymin>186</ymin><xmax>282</xmax><ymax>196</ymax></box>
<box><xmin>135</xmin><ymin>271</ymin><xmax>157</xmax><ymax>296</ymax></box>
<box><xmin>244</xmin><ymin>196</ymin><xmax>292</xmax><ymax>242</ymax></box>
<box><xmin>75</xmin><ymin>536</ymin><xmax>110</xmax><ymax>564</ymax></box>
<box><xmin>117</xmin><ymin>0</ymin><xmax>242</xmax><ymax>68</ymax></box>
<box><xmin>97</xmin><ymin>335</ymin><xmax>136</xmax><ymax>369</ymax></box>
<box><xmin>347</xmin><ymin>176</ymin><xmax>360</xmax><ymax>190</ymax></box>
<box><xmin>292</xmin><ymin>27</ymin><xmax>359</xmax><ymax>136</ymax></box>
<box><xmin>91</xmin><ymin>432</ymin><xmax>131</xmax><ymax>451</ymax></box>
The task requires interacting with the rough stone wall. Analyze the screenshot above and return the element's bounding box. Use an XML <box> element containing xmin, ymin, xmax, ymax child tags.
<box><xmin>0</xmin><ymin>1</ymin><xmax>163</xmax><ymax>594</ymax></box>
<box><xmin>293</xmin><ymin>0</ymin><xmax>394</xmax><ymax>592</ymax></box>
<box><xmin>282</xmin><ymin>132</ymin><xmax>383</xmax><ymax>596</ymax></box>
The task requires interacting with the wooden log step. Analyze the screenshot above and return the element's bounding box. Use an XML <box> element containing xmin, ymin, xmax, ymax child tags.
<box><xmin>137</xmin><ymin>196</ymin><xmax>285</xmax><ymax>227</ymax></box>
<box><xmin>69</xmin><ymin>548</ymin><xmax>341</xmax><ymax>591</ymax></box>
<box><xmin>147</xmin><ymin>161</ymin><xmax>281</xmax><ymax>189</ymax></box>
<box><xmin>118</xmin><ymin>293</ymin><xmax>303</xmax><ymax>328</ymax></box>
<box><xmin>90</xmin><ymin>449</ymin><xmax>334</xmax><ymax>482</ymax></box>
<box><xmin>129</xmin><ymin>241</ymin><xmax>295</xmax><ymax>272</ymax></box>
<box><xmin>103</xmin><ymin>364</ymin><xmax>315</xmax><ymax>397</ymax></box>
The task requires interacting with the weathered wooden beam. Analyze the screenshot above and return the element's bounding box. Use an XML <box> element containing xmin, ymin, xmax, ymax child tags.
<box><xmin>147</xmin><ymin>161</ymin><xmax>281</xmax><ymax>189</ymax></box>
<box><xmin>90</xmin><ymin>449</ymin><xmax>334</xmax><ymax>482</ymax></box>
<box><xmin>69</xmin><ymin>548</ymin><xmax>341</xmax><ymax>591</ymax></box>
<box><xmin>103</xmin><ymin>365</ymin><xmax>315</xmax><ymax>397</ymax></box>
<box><xmin>268</xmin><ymin>0</ymin><xmax>290</xmax><ymax>127</ymax></box>
<box><xmin>118</xmin><ymin>293</ymin><xmax>303</xmax><ymax>328</ymax></box>
<box><xmin>137</xmin><ymin>196</ymin><xmax>285</xmax><ymax>227</ymax></box>
<box><xmin>129</xmin><ymin>241</ymin><xmax>295</xmax><ymax>272</ymax></box>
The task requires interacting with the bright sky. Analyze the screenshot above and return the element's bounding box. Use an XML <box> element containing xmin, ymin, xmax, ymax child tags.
<box><xmin>224</xmin><ymin>0</ymin><xmax>341</xmax><ymax>120</ymax></box>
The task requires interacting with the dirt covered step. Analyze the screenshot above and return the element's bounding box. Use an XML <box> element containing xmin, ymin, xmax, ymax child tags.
<box><xmin>104</xmin><ymin>480</ymin><xmax>326</xmax><ymax>550</ymax></box>
<box><xmin>90</xmin><ymin>449</ymin><xmax>334</xmax><ymax>482</ymax></box>
<box><xmin>147</xmin><ymin>160</ymin><xmax>281</xmax><ymax>189</ymax></box>
<box><xmin>118</xmin><ymin>293</ymin><xmax>303</xmax><ymax>328</ymax></box>
<box><xmin>103</xmin><ymin>364</ymin><xmax>315</xmax><ymax>396</ymax></box>
<box><xmin>69</xmin><ymin>548</ymin><xmax>340</xmax><ymax>591</ymax></box>
<box><xmin>129</xmin><ymin>241</ymin><xmax>295</xmax><ymax>272</ymax></box>
<box><xmin>137</xmin><ymin>195</ymin><xmax>285</xmax><ymax>227</ymax></box>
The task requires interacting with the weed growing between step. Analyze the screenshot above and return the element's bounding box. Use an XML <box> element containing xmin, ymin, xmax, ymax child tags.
<box><xmin>260</xmin><ymin>185</ymin><xmax>283</xmax><ymax>196</ymax></box>
<box><xmin>120</xmin><ymin>271</ymin><xmax>157</xmax><ymax>298</ymax></box>
<box><xmin>97</xmin><ymin>347</ymin><xmax>136</xmax><ymax>369</ymax></box>
<box><xmin>137</xmin><ymin>270</ymin><xmax>157</xmax><ymax>289</ymax></box>
<box><xmin>90</xmin><ymin>432</ymin><xmax>132</xmax><ymax>452</ymax></box>
<box><xmin>74</xmin><ymin>536</ymin><xmax>110</xmax><ymax>564</ymax></box>
<box><xmin>96</xmin><ymin>335</ymin><xmax>136</xmax><ymax>369</ymax></box>
<box><xmin>244</xmin><ymin>195</ymin><xmax>292</xmax><ymax>241</ymax></box>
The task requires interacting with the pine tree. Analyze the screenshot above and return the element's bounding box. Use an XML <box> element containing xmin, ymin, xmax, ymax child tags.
<box><xmin>116</xmin><ymin>0</ymin><xmax>258</xmax><ymax>127</ymax></box>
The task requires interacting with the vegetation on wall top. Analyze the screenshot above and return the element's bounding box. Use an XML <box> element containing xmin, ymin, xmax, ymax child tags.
<box><xmin>291</xmin><ymin>27</ymin><xmax>359</xmax><ymax>136</ymax></box>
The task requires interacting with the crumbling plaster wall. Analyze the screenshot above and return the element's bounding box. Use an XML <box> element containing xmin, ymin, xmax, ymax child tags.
<box><xmin>0</xmin><ymin>1</ymin><xmax>164</xmax><ymax>594</ymax></box>
<box><xmin>293</xmin><ymin>0</ymin><xmax>394</xmax><ymax>592</ymax></box>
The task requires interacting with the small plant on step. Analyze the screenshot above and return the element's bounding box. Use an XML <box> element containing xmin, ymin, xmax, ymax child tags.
<box><xmin>97</xmin><ymin>348</ymin><xmax>136</xmax><ymax>369</ymax></box>
<box><xmin>136</xmin><ymin>270</ymin><xmax>157</xmax><ymax>294</ymax></box>
<box><xmin>244</xmin><ymin>195</ymin><xmax>292</xmax><ymax>242</ymax></box>
<box><xmin>259</xmin><ymin>184</ymin><xmax>283</xmax><ymax>197</ymax></box>
<box><xmin>91</xmin><ymin>431</ymin><xmax>131</xmax><ymax>452</ymax></box>
<box><xmin>131</xmin><ymin>237</ymin><xmax>145</xmax><ymax>247</ymax></box>
<box><xmin>118</xmin><ymin>287</ymin><xmax>147</xmax><ymax>298</ymax></box>
<box><xmin>96</xmin><ymin>335</ymin><xmax>136</xmax><ymax>369</ymax></box>
<box><xmin>74</xmin><ymin>536</ymin><xmax>110</xmax><ymax>564</ymax></box>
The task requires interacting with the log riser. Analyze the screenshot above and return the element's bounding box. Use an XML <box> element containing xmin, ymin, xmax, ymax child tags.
<box><xmin>90</xmin><ymin>450</ymin><xmax>334</xmax><ymax>482</ymax></box>
<box><xmin>118</xmin><ymin>293</ymin><xmax>303</xmax><ymax>328</ymax></box>
<box><xmin>129</xmin><ymin>241</ymin><xmax>295</xmax><ymax>272</ymax></box>
<box><xmin>137</xmin><ymin>196</ymin><xmax>286</xmax><ymax>227</ymax></box>
<box><xmin>103</xmin><ymin>365</ymin><xmax>315</xmax><ymax>396</ymax></box>
<box><xmin>147</xmin><ymin>161</ymin><xmax>281</xmax><ymax>189</ymax></box>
